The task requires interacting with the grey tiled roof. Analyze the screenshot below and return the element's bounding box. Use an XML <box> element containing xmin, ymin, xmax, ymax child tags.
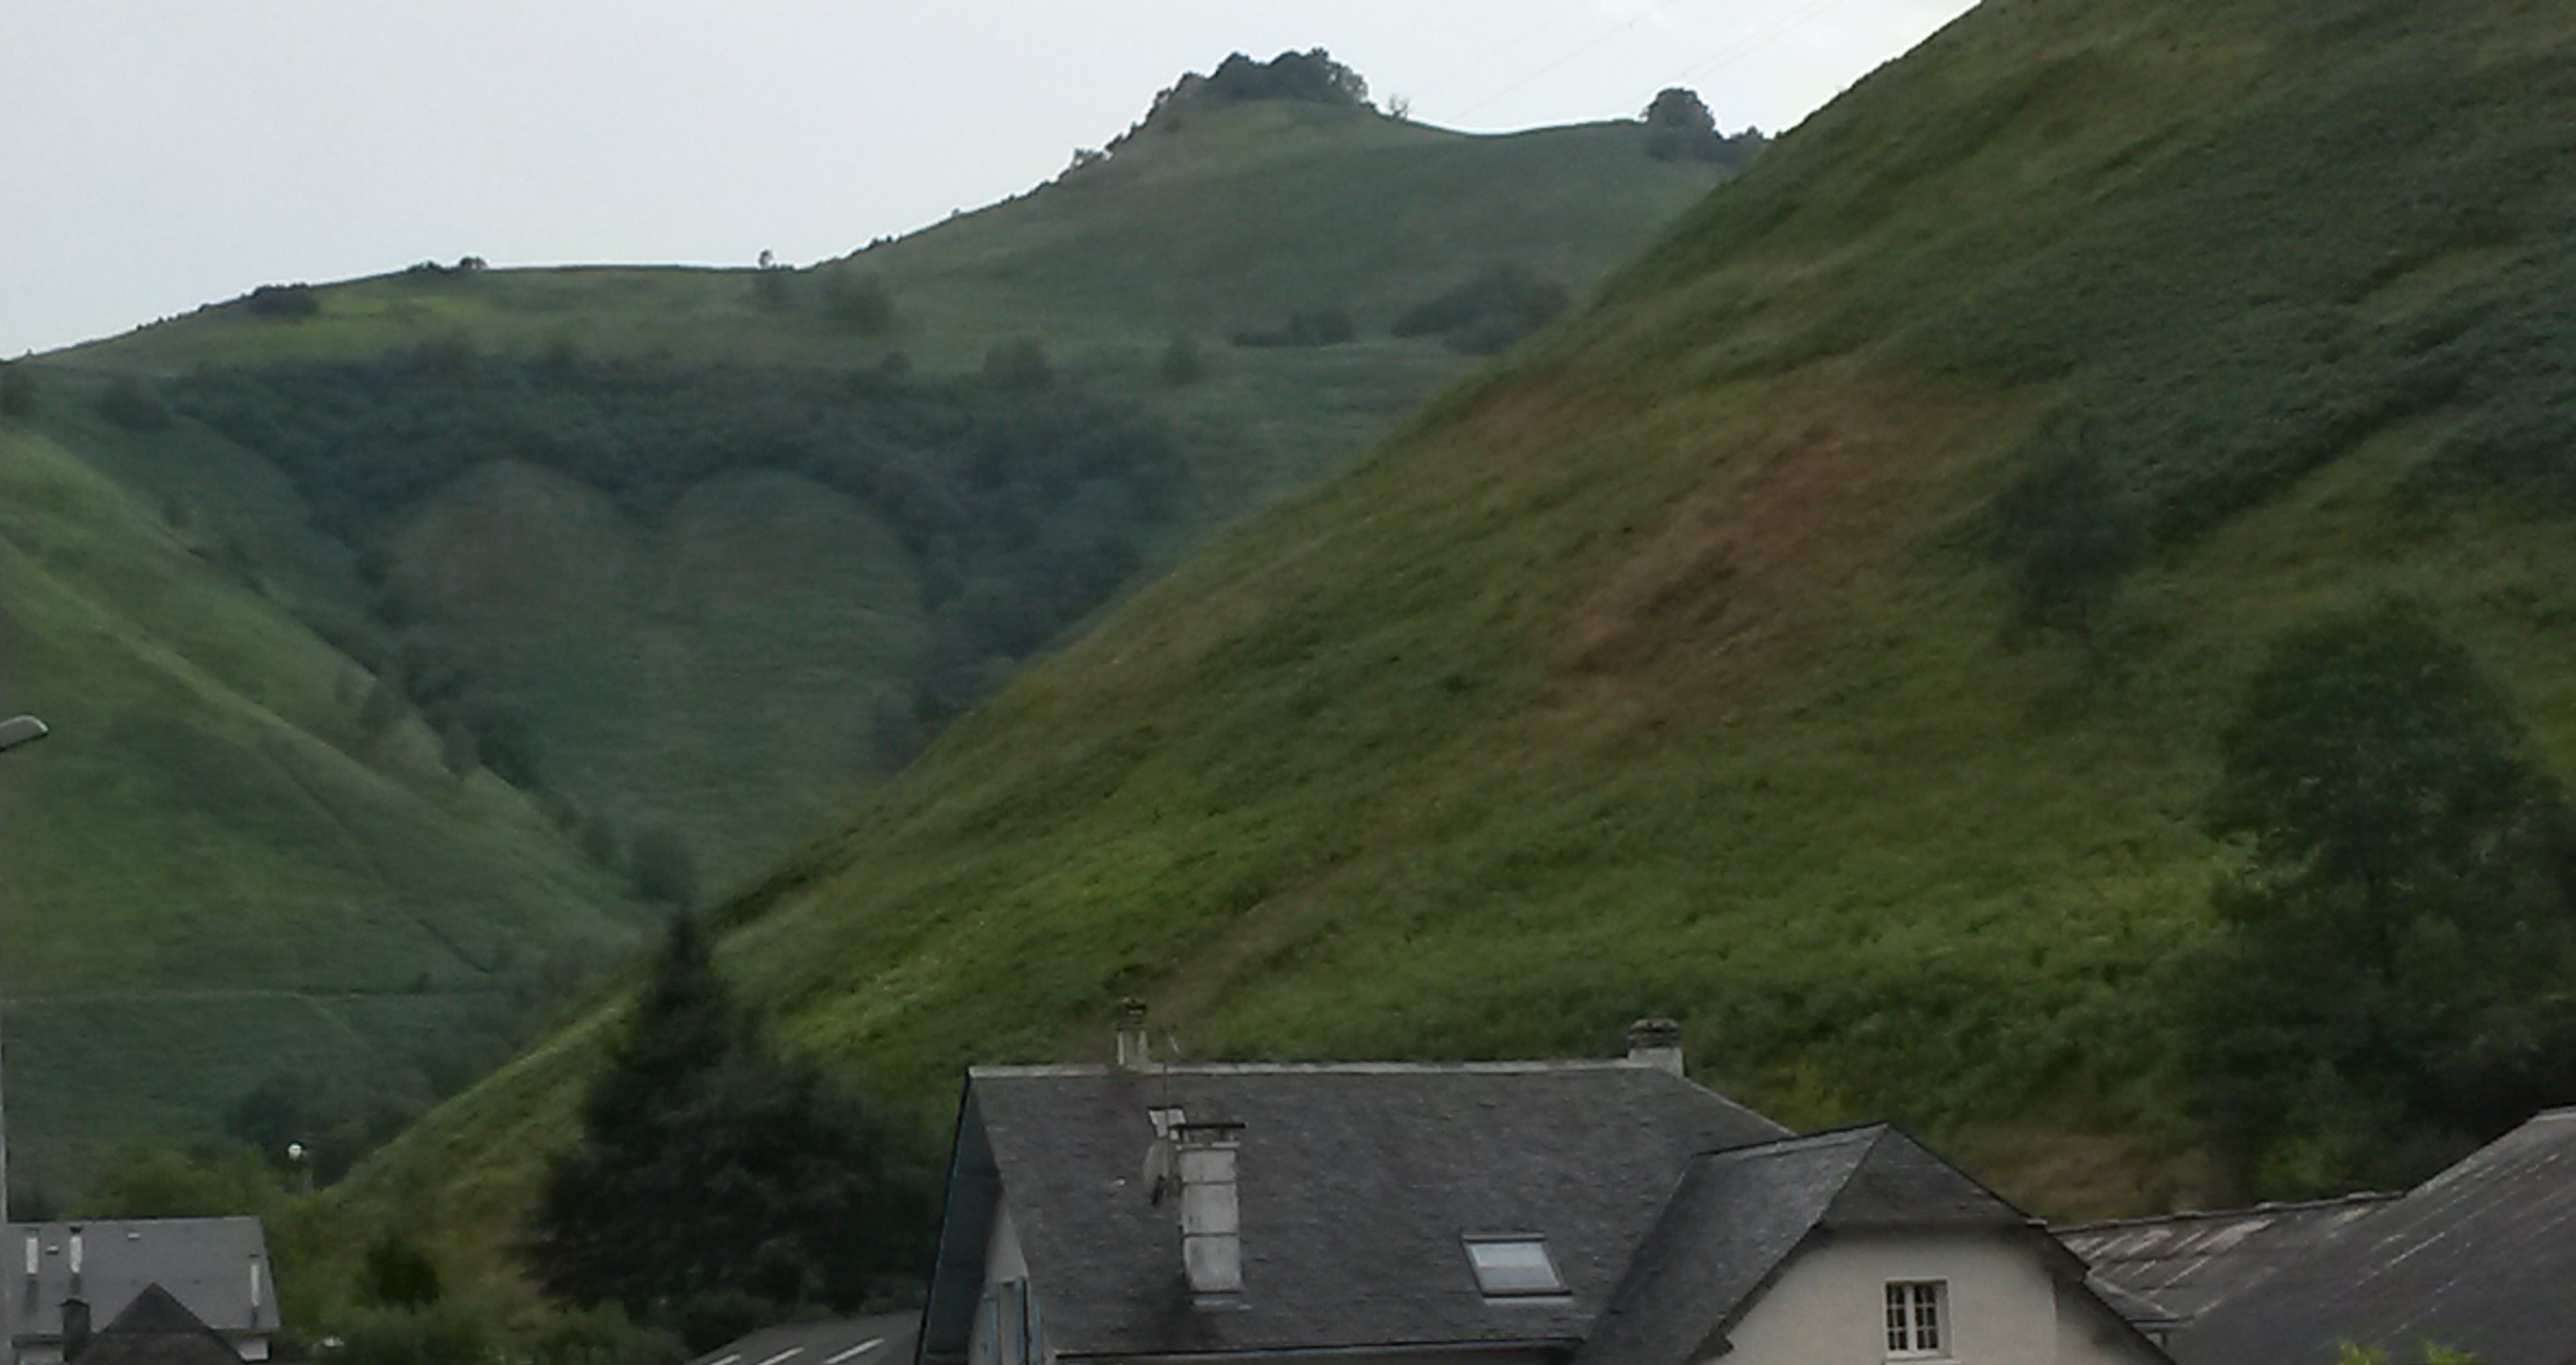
<box><xmin>2167</xmin><ymin>1108</ymin><xmax>2576</xmax><ymax>1365</ymax></box>
<box><xmin>1573</xmin><ymin>1126</ymin><xmax>2031</xmax><ymax>1365</ymax></box>
<box><xmin>941</xmin><ymin>1062</ymin><xmax>1790</xmax><ymax>1360</ymax></box>
<box><xmin>2058</xmin><ymin>1194</ymin><xmax>2397</xmax><ymax>1323</ymax></box>
<box><xmin>69</xmin><ymin>1283</ymin><xmax>245</xmax><ymax>1365</ymax></box>
<box><xmin>8</xmin><ymin>1220</ymin><xmax>275</xmax><ymax>1345</ymax></box>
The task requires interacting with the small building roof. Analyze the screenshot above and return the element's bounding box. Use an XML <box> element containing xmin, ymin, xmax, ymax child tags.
<box><xmin>69</xmin><ymin>1283</ymin><xmax>247</xmax><ymax>1365</ymax></box>
<box><xmin>924</xmin><ymin>1061</ymin><xmax>1791</xmax><ymax>1363</ymax></box>
<box><xmin>2161</xmin><ymin>1108</ymin><xmax>2576</xmax><ymax>1365</ymax></box>
<box><xmin>8</xmin><ymin>1219</ymin><xmax>277</xmax><ymax>1343</ymax></box>
<box><xmin>2057</xmin><ymin>1193</ymin><xmax>2397</xmax><ymax>1323</ymax></box>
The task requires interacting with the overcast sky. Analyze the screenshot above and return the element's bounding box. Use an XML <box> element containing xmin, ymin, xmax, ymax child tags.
<box><xmin>1</xmin><ymin>1</ymin><xmax>1975</xmax><ymax>356</ymax></box>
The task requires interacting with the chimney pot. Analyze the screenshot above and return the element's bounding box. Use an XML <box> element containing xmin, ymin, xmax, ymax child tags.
<box><xmin>1116</xmin><ymin>998</ymin><xmax>1153</xmax><ymax>1069</ymax></box>
<box><xmin>1175</xmin><ymin>1121</ymin><xmax>1244</xmax><ymax>1298</ymax></box>
<box><xmin>1626</xmin><ymin>1017</ymin><xmax>1685</xmax><ymax>1075</ymax></box>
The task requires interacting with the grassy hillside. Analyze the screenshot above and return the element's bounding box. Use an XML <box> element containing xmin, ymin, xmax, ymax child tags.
<box><xmin>33</xmin><ymin>99</ymin><xmax>1731</xmax><ymax>887</ymax></box>
<box><xmin>0</xmin><ymin>415</ymin><xmax>643</xmax><ymax>1189</ymax></box>
<box><xmin>337</xmin><ymin>0</ymin><xmax>2576</xmax><ymax>1307</ymax></box>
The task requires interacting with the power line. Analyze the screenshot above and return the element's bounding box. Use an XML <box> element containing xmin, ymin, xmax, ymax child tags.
<box><xmin>1452</xmin><ymin>0</ymin><xmax>1684</xmax><ymax>119</ymax></box>
<box><xmin>1661</xmin><ymin>0</ymin><xmax>1872</xmax><ymax>89</ymax></box>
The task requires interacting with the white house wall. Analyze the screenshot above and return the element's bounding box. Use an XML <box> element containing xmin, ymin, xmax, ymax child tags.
<box><xmin>1718</xmin><ymin>1229</ymin><xmax>2158</xmax><ymax>1365</ymax></box>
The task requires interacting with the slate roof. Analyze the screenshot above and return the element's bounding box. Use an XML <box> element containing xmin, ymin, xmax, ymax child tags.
<box><xmin>685</xmin><ymin>1311</ymin><xmax>919</xmax><ymax>1365</ymax></box>
<box><xmin>1572</xmin><ymin>1126</ymin><xmax>2034</xmax><ymax>1365</ymax></box>
<box><xmin>2167</xmin><ymin>1108</ymin><xmax>2576</xmax><ymax>1365</ymax></box>
<box><xmin>925</xmin><ymin>1062</ymin><xmax>1790</xmax><ymax>1363</ymax></box>
<box><xmin>69</xmin><ymin>1283</ymin><xmax>246</xmax><ymax>1365</ymax></box>
<box><xmin>9</xmin><ymin>1220</ymin><xmax>276</xmax><ymax>1345</ymax></box>
<box><xmin>2058</xmin><ymin>1193</ymin><xmax>2397</xmax><ymax>1323</ymax></box>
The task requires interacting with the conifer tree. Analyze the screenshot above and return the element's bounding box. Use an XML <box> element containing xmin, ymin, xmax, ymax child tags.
<box><xmin>530</xmin><ymin>915</ymin><xmax>931</xmax><ymax>1338</ymax></box>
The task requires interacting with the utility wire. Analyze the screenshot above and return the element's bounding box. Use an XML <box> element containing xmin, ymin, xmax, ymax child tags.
<box><xmin>1452</xmin><ymin>0</ymin><xmax>1683</xmax><ymax>119</ymax></box>
<box><xmin>1661</xmin><ymin>0</ymin><xmax>1871</xmax><ymax>88</ymax></box>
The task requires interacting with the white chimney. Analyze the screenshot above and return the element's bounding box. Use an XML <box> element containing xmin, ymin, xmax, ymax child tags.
<box><xmin>1116</xmin><ymin>999</ymin><xmax>1153</xmax><ymax>1070</ymax></box>
<box><xmin>1626</xmin><ymin>1018</ymin><xmax>1684</xmax><ymax>1076</ymax></box>
<box><xmin>1176</xmin><ymin>1121</ymin><xmax>1244</xmax><ymax>1299</ymax></box>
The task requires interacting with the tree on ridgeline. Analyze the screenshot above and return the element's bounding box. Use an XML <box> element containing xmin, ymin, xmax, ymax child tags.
<box><xmin>529</xmin><ymin>914</ymin><xmax>933</xmax><ymax>1345</ymax></box>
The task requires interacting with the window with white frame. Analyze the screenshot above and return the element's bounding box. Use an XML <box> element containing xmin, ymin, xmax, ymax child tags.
<box><xmin>1885</xmin><ymin>1281</ymin><xmax>1947</xmax><ymax>1357</ymax></box>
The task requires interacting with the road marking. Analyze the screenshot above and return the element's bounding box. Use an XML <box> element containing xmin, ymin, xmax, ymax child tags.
<box><xmin>709</xmin><ymin>1356</ymin><xmax>741</xmax><ymax>1365</ymax></box>
<box><xmin>754</xmin><ymin>1350</ymin><xmax>806</xmax><ymax>1365</ymax></box>
<box><xmin>826</xmin><ymin>1339</ymin><xmax>886</xmax><ymax>1364</ymax></box>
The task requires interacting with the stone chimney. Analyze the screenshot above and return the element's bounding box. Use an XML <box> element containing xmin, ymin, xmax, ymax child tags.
<box><xmin>1626</xmin><ymin>1018</ymin><xmax>1684</xmax><ymax>1075</ymax></box>
<box><xmin>1116</xmin><ymin>998</ymin><xmax>1153</xmax><ymax>1070</ymax></box>
<box><xmin>1175</xmin><ymin>1121</ymin><xmax>1244</xmax><ymax>1299</ymax></box>
<box><xmin>60</xmin><ymin>1299</ymin><xmax>89</xmax><ymax>1365</ymax></box>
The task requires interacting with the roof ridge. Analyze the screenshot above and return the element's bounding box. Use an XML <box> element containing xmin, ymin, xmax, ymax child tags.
<box><xmin>2053</xmin><ymin>1191</ymin><xmax>2400</xmax><ymax>1235</ymax></box>
<box><xmin>1701</xmin><ymin>1122</ymin><xmax>1891</xmax><ymax>1160</ymax></box>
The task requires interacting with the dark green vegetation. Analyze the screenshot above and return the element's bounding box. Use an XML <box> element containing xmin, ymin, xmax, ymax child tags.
<box><xmin>532</xmin><ymin>917</ymin><xmax>929</xmax><ymax>1347</ymax></box>
<box><xmin>2196</xmin><ymin>601</ymin><xmax>2576</xmax><ymax>1192</ymax></box>
<box><xmin>2</xmin><ymin>57</ymin><xmax>1736</xmax><ymax>1188</ymax></box>
<box><xmin>338</xmin><ymin>0</ymin><xmax>2576</xmax><ymax>1315</ymax></box>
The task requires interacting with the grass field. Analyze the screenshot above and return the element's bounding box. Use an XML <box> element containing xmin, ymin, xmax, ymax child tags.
<box><xmin>324</xmin><ymin>0</ymin><xmax>2576</xmax><ymax>1317</ymax></box>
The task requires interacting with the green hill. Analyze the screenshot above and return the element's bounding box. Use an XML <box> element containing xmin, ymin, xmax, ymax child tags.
<box><xmin>336</xmin><ymin>0</ymin><xmax>2576</xmax><ymax>1311</ymax></box>
<box><xmin>0</xmin><ymin>413</ymin><xmax>641</xmax><ymax>1189</ymax></box>
<box><xmin>32</xmin><ymin>89</ymin><xmax>1733</xmax><ymax>888</ymax></box>
<box><xmin>0</xmin><ymin>69</ymin><xmax>1739</xmax><ymax>1187</ymax></box>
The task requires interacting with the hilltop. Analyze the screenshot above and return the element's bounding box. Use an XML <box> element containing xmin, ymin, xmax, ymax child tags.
<box><xmin>340</xmin><ymin>0</ymin><xmax>2576</xmax><ymax>1311</ymax></box>
<box><xmin>0</xmin><ymin>57</ymin><xmax>1745</xmax><ymax>1186</ymax></box>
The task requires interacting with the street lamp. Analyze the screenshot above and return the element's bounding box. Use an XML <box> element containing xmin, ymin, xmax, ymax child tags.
<box><xmin>0</xmin><ymin>713</ymin><xmax>46</xmax><ymax>1365</ymax></box>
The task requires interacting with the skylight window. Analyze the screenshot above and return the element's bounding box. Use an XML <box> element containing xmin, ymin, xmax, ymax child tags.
<box><xmin>1464</xmin><ymin>1236</ymin><xmax>1565</xmax><ymax>1297</ymax></box>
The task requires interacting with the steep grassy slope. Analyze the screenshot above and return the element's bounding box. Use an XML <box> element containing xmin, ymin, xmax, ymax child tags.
<box><xmin>33</xmin><ymin>101</ymin><xmax>1730</xmax><ymax>888</ymax></box>
<box><xmin>0</xmin><ymin>417</ymin><xmax>643</xmax><ymax>1188</ymax></box>
<box><xmin>341</xmin><ymin>0</ymin><xmax>2576</xmax><ymax>1295</ymax></box>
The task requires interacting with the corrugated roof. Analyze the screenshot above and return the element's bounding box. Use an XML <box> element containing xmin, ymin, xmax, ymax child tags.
<box><xmin>2058</xmin><ymin>1194</ymin><xmax>2398</xmax><ymax>1321</ymax></box>
<box><xmin>2165</xmin><ymin>1109</ymin><xmax>2576</xmax><ymax>1365</ymax></box>
<box><xmin>941</xmin><ymin>1062</ymin><xmax>1789</xmax><ymax>1360</ymax></box>
<box><xmin>7</xmin><ymin>1220</ymin><xmax>275</xmax><ymax>1344</ymax></box>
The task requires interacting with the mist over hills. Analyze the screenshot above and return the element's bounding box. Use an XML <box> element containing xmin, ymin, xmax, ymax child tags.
<box><xmin>320</xmin><ymin>0</ymin><xmax>2576</xmax><ymax>1308</ymax></box>
<box><xmin>0</xmin><ymin>58</ymin><xmax>1746</xmax><ymax>1188</ymax></box>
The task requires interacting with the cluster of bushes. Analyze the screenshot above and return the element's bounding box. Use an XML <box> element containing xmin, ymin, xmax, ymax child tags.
<box><xmin>1229</xmin><ymin>306</ymin><xmax>1355</xmax><ymax>349</ymax></box>
<box><xmin>1147</xmin><ymin>48</ymin><xmax>1370</xmax><ymax>125</ymax></box>
<box><xmin>239</xmin><ymin>282</ymin><xmax>321</xmax><ymax>319</ymax></box>
<box><xmin>1393</xmin><ymin>263</ymin><xmax>1573</xmax><ymax>355</ymax></box>
<box><xmin>739</xmin><ymin>265</ymin><xmax>902</xmax><ymax>337</ymax></box>
<box><xmin>173</xmin><ymin>347</ymin><xmax>1187</xmax><ymax>724</ymax></box>
<box><xmin>1639</xmin><ymin>88</ymin><xmax>1766</xmax><ymax>166</ymax></box>
<box><xmin>402</xmin><ymin>257</ymin><xmax>488</xmax><ymax>282</ymax></box>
